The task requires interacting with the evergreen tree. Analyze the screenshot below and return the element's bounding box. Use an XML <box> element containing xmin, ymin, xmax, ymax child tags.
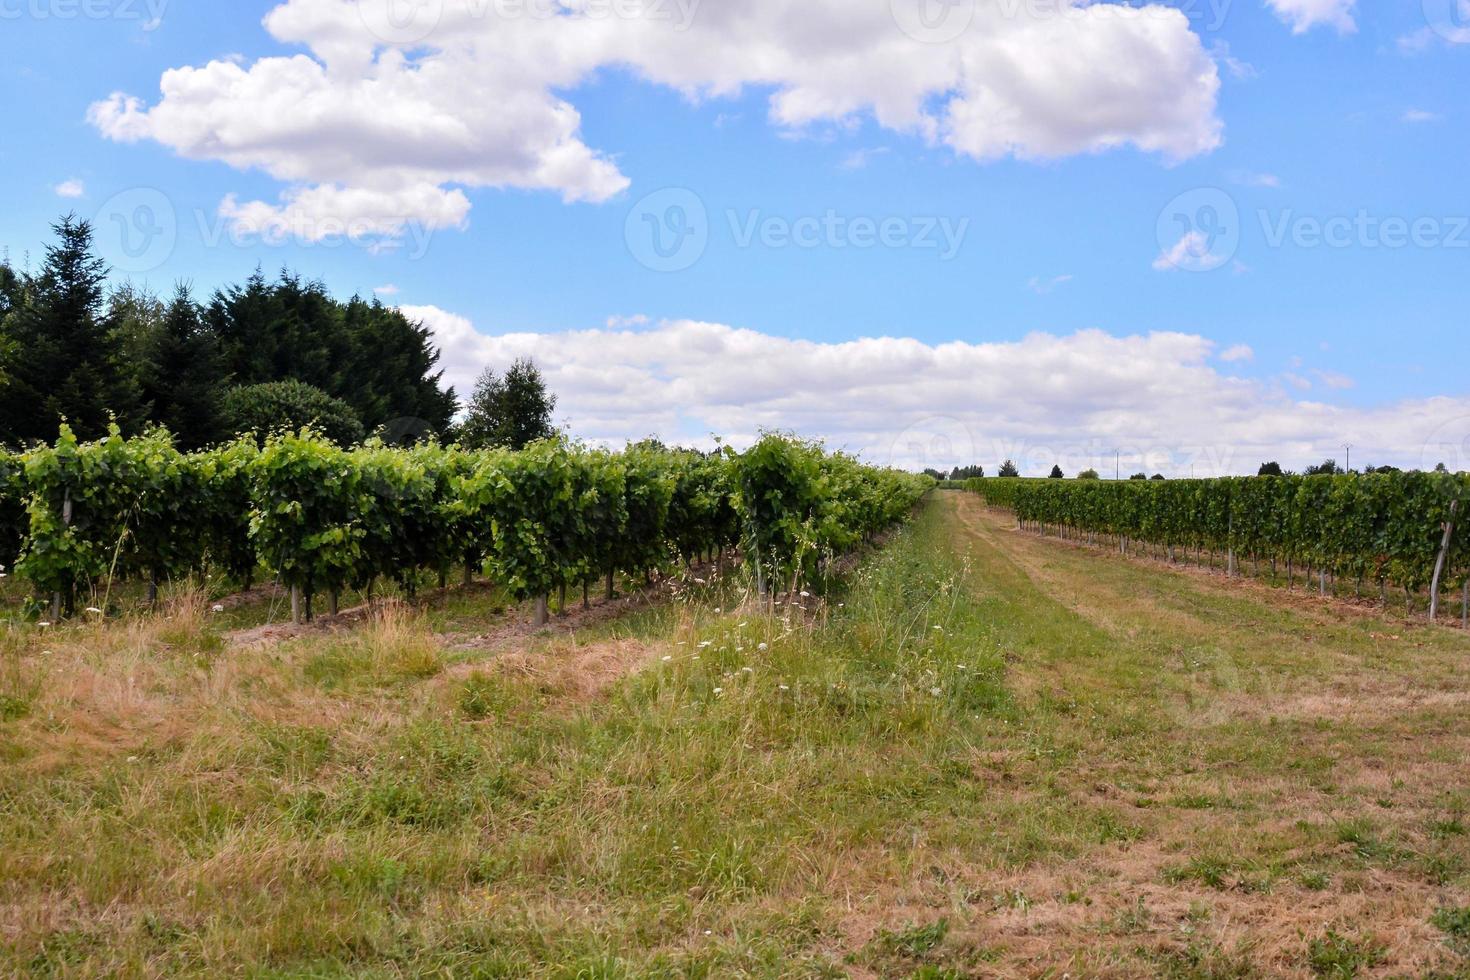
<box><xmin>141</xmin><ymin>285</ymin><xmax>227</xmax><ymax>450</ymax></box>
<box><xmin>458</xmin><ymin>358</ymin><xmax>557</xmax><ymax>450</ymax></box>
<box><xmin>998</xmin><ymin>460</ymin><xmax>1021</xmax><ymax>478</ymax></box>
<box><xmin>1048</xmin><ymin>464</ymin><xmax>1064</xmax><ymax>479</ymax></box>
<box><xmin>0</xmin><ymin>216</ymin><xmax>141</xmax><ymax>444</ymax></box>
<box><xmin>342</xmin><ymin>297</ymin><xmax>456</xmax><ymax>438</ymax></box>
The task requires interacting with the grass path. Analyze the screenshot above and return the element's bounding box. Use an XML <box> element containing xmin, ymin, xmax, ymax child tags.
<box><xmin>0</xmin><ymin>493</ymin><xmax>1467</xmax><ymax>977</ymax></box>
<box><xmin>933</xmin><ymin>492</ymin><xmax>1470</xmax><ymax>976</ymax></box>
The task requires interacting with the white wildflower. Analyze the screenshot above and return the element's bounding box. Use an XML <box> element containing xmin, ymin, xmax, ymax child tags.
<box><xmin>757</xmin><ymin>642</ymin><xmax>768</xmax><ymax>651</ymax></box>
<box><xmin>698</xmin><ymin>641</ymin><xmax>712</xmax><ymax>648</ymax></box>
<box><xmin>662</xmin><ymin>655</ymin><xmax>673</xmax><ymax>662</ymax></box>
<box><xmin>930</xmin><ymin>687</ymin><xmax>943</xmax><ymax>697</ymax></box>
<box><xmin>212</xmin><ymin>604</ymin><xmax>225</xmax><ymax>613</ymax></box>
<box><xmin>713</xmin><ymin>687</ymin><xmax>724</xmax><ymax>695</ymax></box>
<box><xmin>38</xmin><ymin>621</ymin><xmax>50</xmax><ymax>628</ymax></box>
<box><xmin>778</xmin><ymin>684</ymin><xmax>789</xmax><ymax>691</ymax></box>
<box><xmin>85</xmin><ymin>606</ymin><xmax>102</xmax><ymax>614</ymax></box>
<box><xmin>741</xmin><ymin>667</ymin><xmax>753</xmax><ymax>674</ymax></box>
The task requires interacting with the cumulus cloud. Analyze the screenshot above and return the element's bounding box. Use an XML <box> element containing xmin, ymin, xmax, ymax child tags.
<box><xmin>54</xmin><ymin>178</ymin><xmax>86</xmax><ymax>198</ymax></box>
<box><xmin>90</xmin><ymin>0</ymin><xmax>1222</xmax><ymax>241</ymax></box>
<box><xmin>396</xmin><ymin>309</ymin><xmax>1466</xmax><ymax>475</ymax></box>
<box><xmin>1402</xmin><ymin>108</ymin><xmax>1441</xmax><ymax>124</ymax></box>
<box><xmin>1219</xmin><ymin>344</ymin><xmax>1254</xmax><ymax>362</ymax></box>
<box><xmin>1265</xmin><ymin>0</ymin><xmax>1356</xmax><ymax>34</ymax></box>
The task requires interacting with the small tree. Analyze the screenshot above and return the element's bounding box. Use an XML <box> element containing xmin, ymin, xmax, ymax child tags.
<box><xmin>1048</xmin><ymin>464</ymin><xmax>1064</xmax><ymax>479</ymax></box>
<box><xmin>1077</xmin><ymin>468</ymin><xmax>1100</xmax><ymax>480</ymax></box>
<box><xmin>1304</xmin><ymin>459</ymin><xmax>1340</xmax><ymax>476</ymax></box>
<box><xmin>1150</xmin><ymin>473</ymin><xmax>1166</xmax><ymax>481</ymax></box>
<box><xmin>1257</xmin><ymin>461</ymin><xmax>1284</xmax><ymax>477</ymax></box>
<box><xmin>1129</xmin><ymin>472</ymin><xmax>1148</xmax><ymax>481</ymax></box>
<box><xmin>998</xmin><ymin>459</ymin><xmax>1020</xmax><ymax>478</ymax></box>
<box><xmin>220</xmin><ymin>380</ymin><xmax>365</xmax><ymax>446</ymax></box>
<box><xmin>458</xmin><ymin>357</ymin><xmax>557</xmax><ymax>450</ymax></box>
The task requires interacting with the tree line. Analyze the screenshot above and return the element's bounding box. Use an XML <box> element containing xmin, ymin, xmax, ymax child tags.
<box><xmin>0</xmin><ymin>215</ymin><xmax>558</xmax><ymax>452</ymax></box>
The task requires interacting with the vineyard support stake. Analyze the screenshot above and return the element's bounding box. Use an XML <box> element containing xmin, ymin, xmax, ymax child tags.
<box><xmin>1429</xmin><ymin>499</ymin><xmax>1458</xmax><ymax>622</ymax></box>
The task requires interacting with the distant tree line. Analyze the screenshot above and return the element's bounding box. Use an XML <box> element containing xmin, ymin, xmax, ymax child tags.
<box><xmin>0</xmin><ymin>216</ymin><xmax>464</xmax><ymax>449</ymax></box>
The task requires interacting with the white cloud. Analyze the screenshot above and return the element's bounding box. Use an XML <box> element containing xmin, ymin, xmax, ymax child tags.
<box><xmin>1027</xmin><ymin>274</ymin><xmax>1074</xmax><ymax>295</ymax></box>
<box><xmin>91</xmin><ymin>0</ymin><xmax>1222</xmax><ymax>241</ymax></box>
<box><xmin>839</xmin><ymin>147</ymin><xmax>890</xmax><ymax>171</ymax></box>
<box><xmin>1313</xmin><ymin>369</ymin><xmax>1355</xmax><ymax>390</ymax></box>
<box><xmin>1153</xmin><ymin>230</ymin><xmax>1229</xmax><ymax>273</ymax></box>
<box><xmin>53</xmin><ymin>178</ymin><xmax>86</xmax><ymax>199</ymax></box>
<box><xmin>1402</xmin><ymin>108</ymin><xmax>1440</xmax><ymax>124</ymax></box>
<box><xmin>395</xmin><ymin>309</ymin><xmax>1467</xmax><ymax>475</ymax></box>
<box><xmin>1219</xmin><ymin>344</ymin><xmax>1254</xmax><ymax>362</ymax></box>
<box><xmin>373</xmin><ymin>284</ymin><xmax>399</xmax><ymax>296</ymax></box>
<box><xmin>1265</xmin><ymin>0</ymin><xmax>1356</xmax><ymax>34</ymax></box>
<box><xmin>1230</xmin><ymin>170</ymin><xmax>1280</xmax><ymax>188</ymax></box>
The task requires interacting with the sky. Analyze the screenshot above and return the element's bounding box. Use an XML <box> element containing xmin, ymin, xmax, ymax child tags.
<box><xmin>1</xmin><ymin>0</ymin><xmax>1467</xmax><ymax>476</ymax></box>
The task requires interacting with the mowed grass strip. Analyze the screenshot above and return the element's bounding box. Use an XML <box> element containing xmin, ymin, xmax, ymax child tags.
<box><xmin>1</xmin><ymin>495</ymin><xmax>1468</xmax><ymax>977</ymax></box>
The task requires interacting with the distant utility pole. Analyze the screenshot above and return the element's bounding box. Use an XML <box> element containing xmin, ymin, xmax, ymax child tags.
<box><xmin>1115</xmin><ymin>450</ymin><xmax>1120</xmax><ymax>481</ymax></box>
<box><xmin>1343</xmin><ymin>443</ymin><xmax>1352</xmax><ymax>472</ymax></box>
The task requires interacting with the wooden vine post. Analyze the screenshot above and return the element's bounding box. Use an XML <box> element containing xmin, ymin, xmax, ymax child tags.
<box><xmin>49</xmin><ymin>487</ymin><xmax>73</xmax><ymax>622</ymax></box>
<box><xmin>1429</xmin><ymin>499</ymin><xmax>1458</xmax><ymax>623</ymax></box>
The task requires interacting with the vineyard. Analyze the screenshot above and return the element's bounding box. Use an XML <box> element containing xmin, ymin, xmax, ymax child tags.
<box><xmin>3</xmin><ymin>426</ymin><xmax>931</xmax><ymax>625</ymax></box>
<box><xmin>965</xmin><ymin>472</ymin><xmax>1470</xmax><ymax>619</ymax></box>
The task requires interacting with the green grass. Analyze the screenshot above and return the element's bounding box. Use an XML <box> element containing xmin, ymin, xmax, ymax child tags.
<box><xmin>1</xmin><ymin>495</ymin><xmax>1468</xmax><ymax>976</ymax></box>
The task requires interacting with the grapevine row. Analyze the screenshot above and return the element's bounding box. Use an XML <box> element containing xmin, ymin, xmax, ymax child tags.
<box><xmin>6</xmin><ymin>427</ymin><xmax>932</xmax><ymax>623</ymax></box>
<box><xmin>964</xmin><ymin>474</ymin><xmax>1470</xmax><ymax>617</ymax></box>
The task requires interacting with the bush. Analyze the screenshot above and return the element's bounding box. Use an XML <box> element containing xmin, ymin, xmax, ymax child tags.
<box><xmin>221</xmin><ymin>380</ymin><xmax>365</xmax><ymax>446</ymax></box>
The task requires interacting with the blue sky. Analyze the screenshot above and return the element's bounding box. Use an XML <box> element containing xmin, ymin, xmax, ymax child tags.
<box><xmin>1</xmin><ymin>0</ymin><xmax>1467</xmax><ymax>473</ymax></box>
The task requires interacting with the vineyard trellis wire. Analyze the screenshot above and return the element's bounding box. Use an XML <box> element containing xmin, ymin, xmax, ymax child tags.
<box><xmin>963</xmin><ymin>473</ymin><xmax>1470</xmax><ymax>622</ymax></box>
<box><xmin>5</xmin><ymin>427</ymin><xmax>932</xmax><ymax>625</ymax></box>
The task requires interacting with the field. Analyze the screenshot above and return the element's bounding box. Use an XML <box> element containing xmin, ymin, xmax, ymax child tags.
<box><xmin>2</xmin><ymin>492</ymin><xmax>1469</xmax><ymax>977</ymax></box>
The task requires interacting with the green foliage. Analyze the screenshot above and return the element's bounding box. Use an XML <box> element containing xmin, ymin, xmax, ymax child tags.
<box><xmin>0</xmin><ymin>224</ymin><xmax>456</xmax><ymax>450</ymax></box>
<box><xmin>0</xmin><ymin>216</ymin><xmax>141</xmax><ymax>445</ymax></box>
<box><xmin>11</xmin><ymin>427</ymin><xmax>928</xmax><ymax>614</ymax></box>
<box><xmin>1305</xmin><ymin>930</ymin><xmax>1385</xmax><ymax>977</ymax></box>
<box><xmin>221</xmin><ymin>380</ymin><xmax>366</xmax><ymax>447</ymax></box>
<box><xmin>457</xmin><ymin>357</ymin><xmax>557</xmax><ymax>450</ymax></box>
<box><xmin>730</xmin><ymin>434</ymin><xmax>931</xmax><ymax>592</ymax></box>
<box><xmin>247</xmin><ymin>430</ymin><xmax>368</xmax><ymax>597</ymax></box>
<box><xmin>16</xmin><ymin>424</ymin><xmax>191</xmax><ymax>605</ymax></box>
<box><xmin>967</xmin><ymin>471</ymin><xmax>1470</xmax><ymax>597</ymax></box>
